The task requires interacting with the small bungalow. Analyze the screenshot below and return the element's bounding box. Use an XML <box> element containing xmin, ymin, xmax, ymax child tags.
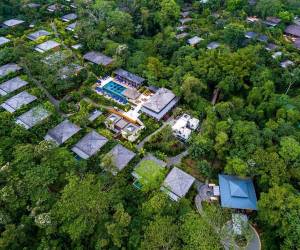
<box><xmin>280</xmin><ymin>60</ymin><xmax>294</xmax><ymax>69</ymax></box>
<box><xmin>25</xmin><ymin>3</ymin><xmax>40</xmax><ymax>8</ymax></box>
<box><xmin>161</xmin><ymin>167</ymin><xmax>195</xmax><ymax>201</ymax></box>
<box><xmin>113</xmin><ymin>68</ymin><xmax>145</xmax><ymax>88</ymax></box>
<box><xmin>294</xmin><ymin>38</ymin><xmax>300</xmax><ymax>50</ymax></box>
<box><xmin>2</xmin><ymin>19</ymin><xmax>25</xmax><ymax>28</ymax></box>
<box><xmin>265</xmin><ymin>43</ymin><xmax>278</xmax><ymax>51</ymax></box>
<box><xmin>272</xmin><ymin>51</ymin><xmax>282</xmax><ymax>59</ymax></box>
<box><xmin>179</xmin><ymin>18</ymin><xmax>192</xmax><ymax>25</ymax></box>
<box><xmin>104</xmin><ymin>144</ymin><xmax>136</xmax><ymax>175</ymax></box>
<box><xmin>0</xmin><ymin>77</ymin><xmax>28</xmax><ymax>96</ymax></box>
<box><xmin>285</xmin><ymin>24</ymin><xmax>300</xmax><ymax>38</ymax></box>
<box><xmin>66</xmin><ymin>22</ymin><xmax>77</xmax><ymax>32</ymax></box>
<box><xmin>187</xmin><ymin>36</ymin><xmax>203</xmax><ymax>46</ymax></box>
<box><xmin>61</xmin><ymin>13</ymin><xmax>77</xmax><ymax>22</ymax></box>
<box><xmin>176</xmin><ymin>25</ymin><xmax>188</xmax><ymax>32</ymax></box>
<box><xmin>71</xmin><ymin>130</ymin><xmax>108</xmax><ymax>159</ymax></box>
<box><xmin>257</xmin><ymin>34</ymin><xmax>268</xmax><ymax>43</ymax></box>
<box><xmin>47</xmin><ymin>4</ymin><xmax>59</xmax><ymax>12</ymax></box>
<box><xmin>71</xmin><ymin>44</ymin><xmax>82</xmax><ymax>50</ymax></box>
<box><xmin>88</xmin><ymin>109</ymin><xmax>102</xmax><ymax>122</ymax></box>
<box><xmin>44</xmin><ymin>119</ymin><xmax>81</xmax><ymax>145</ymax></box>
<box><xmin>132</xmin><ymin>154</ymin><xmax>167</xmax><ymax>190</ymax></box>
<box><xmin>175</xmin><ymin>33</ymin><xmax>188</xmax><ymax>39</ymax></box>
<box><xmin>27</xmin><ymin>30</ymin><xmax>50</xmax><ymax>41</ymax></box>
<box><xmin>141</xmin><ymin>87</ymin><xmax>179</xmax><ymax>121</ymax></box>
<box><xmin>35</xmin><ymin>40</ymin><xmax>60</xmax><ymax>53</ymax></box>
<box><xmin>245</xmin><ymin>31</ymin><xmax>257</xmax><ymax>39</ymax></box>
<box><xmin>0</xmin><ymin>63</ymin><xmax>22</xmax><ymax>78</ymax></box>
<box><xmin>180</xmin><ymin>11</ymin><xmax>190</xmax><ymax>18</ymax></box>
<box><xmin>83</xmin><ymin>51</ymin><xmax>114</xmax><ymax>66</ymax></box>
<box><xmin>207</xmin><ymin>41</ymin><xmax>220</xmax><ymax>49</ymax></box>
<box><xmin>219</xmin><ymin>174</ymin><xmax>257</xmax><ymax>211</ymax></box>
<box><xmin>263</xmin><ymin>17</ymin><xmax>281</xmax><ymax>27</ymax></box>
<box><xmin>0</xmin><ymin>37</ymin><xmax>10</xmax><ymax>46</ymax></box>
<box><xmin>1</xmin><ymin>91</ymin><xmax>37</xmax><ymax>113</ymax></box>
<box><xmin>15</xmin><ymin>106</ymin><xmax>50</xmax><ymax>129</ymax></box>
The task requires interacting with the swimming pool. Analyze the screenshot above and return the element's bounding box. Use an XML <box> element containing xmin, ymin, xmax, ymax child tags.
<box><xmin>101</xmin><ymin>81</ymin><xmax>128</xmax><ymax>103</ymax></box>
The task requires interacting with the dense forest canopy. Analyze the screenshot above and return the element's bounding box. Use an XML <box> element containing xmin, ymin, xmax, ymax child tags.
<box><xmin>0</xmin><ymin>0</ymin><xmax>300</xmax><ymax>249</ymax></box>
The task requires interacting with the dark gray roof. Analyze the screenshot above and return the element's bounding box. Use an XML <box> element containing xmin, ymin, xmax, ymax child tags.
<box><xmin>83</xmin><ymin>51</ymin><xmax>113</xmax><ymax>66</ymax></box>
<box><xmin>1</xmin><ymin>91</ymin><xmax>37</xmax><ymax>113</ymax></box>
<box><xmin>45</xmin><ymin>120</ymin><xmax>81</xmax><ymax>145</ymax></box>
<box><xmin>175</xmin><ymin>33</ymin><xmax>188</xmax><ymax>39</ymax></box>
<box><xmin>187</xmin><ymin>36</ymin><xmax>202</xmax><ymax>45</ymax></box>
<box><xmin>162</xmin><ymin>167</ymin><xmax>195</xmax><ymax>199</ymax></box>
<box><xmin>71</xmin><ymin>131</ymin><xmax>108</xmax><ymax>159</ymax></box>
<box><xmin>0</xmin><ymin>77</ymin><xmax>28</xmax><ymax>96</ymax></box>
<box><xmin>0</xmin><ymin>63</ymin><xmax>22</xmax><ymax>77</ymax></box>
<box><xmin>15</xmin><ymin>106</ymin><xmax>50</xmax><ymax>129</ymax></box>
<box><xmin>114</xmin><ymin>68</ymin><xmax>145</xmax><ymax>85</ymax></box>
<box><xmin>3</xmin><ymin>19</ymin><xmax>25</xmax><ymax>27</ymax></box>
<box><xmin>61</xmin><ymin>13</ymin><xmax>77</xmax><ymax>22</ymax></box>
<box><xmin>66</xmin><ymin>22</ymin><xmax>77</xmax><ymax>31</ymax></box>
<box><xmin>27</xmin><ymin>30</ymin><xmax>50</xmax><ymax>41</ymax></box>
<box><xmin>245</xmin><ymin>31</ymin><xmax>257</xmax><ymax>39</ymax></box>
<box><xmin>179</xmin><ymin>18</ymin><xmax>192</xmax><ymax>24</ymax></box>
<box><xmin>107</xmin><ymin>144</ymin><xmax>136</xmax><ymax>171</ymax></box>
<box><xmin>123</xmin><ymin>88</ymin><xmax>141</xmax><ymax>100</ymax></box>
<box><xmin>285</xmin><ymin>24</ymin><xmax>300</xmax><ymax>37</ymax></box>
<box><xmin>257</xmin><ymin>34</ymin><xmax>268</xmax><ymax>42</ymax></box>
<box><xmin>0</xmin><ymin>37</ymin><xmax>10</xmax><ymax>46</ymax></box>
<box><xmin>263</xmin><ymin>17</ymin><xmax>281</xmax><ymax>26</ymax></box>
<box><xmin>207</xmin><ymin>41</ymin><xmax>220</xmax><ymax>49</ymax></box>
<box><xmin>35</xmin><ymin>40</ymin><xmax>60</xmax><ymax>53</ymax></box>
<box><xmin>142</xmin><ymin>88</ymin><xmax>178</xmax><ymax>120</ymax></box>
<box><xmin>265</xmin><ymin>43</ymin><xmax>278</xmax><ymax>51</ymax></box>
<box><xmin>88</xmin><ymin>110</ymin><xmax>102</xmax><ymax>122</ymax></box>
<box><xmin>295</xmin><ymin>38</ymin><xmax>300</xmax><ymax>49</ymax></box>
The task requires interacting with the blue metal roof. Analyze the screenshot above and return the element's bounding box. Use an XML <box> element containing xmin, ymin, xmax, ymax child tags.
<box><xmin>219</xmin><ymin>174</ymin><xmax>257</xmax><ymax>210</ymax></box>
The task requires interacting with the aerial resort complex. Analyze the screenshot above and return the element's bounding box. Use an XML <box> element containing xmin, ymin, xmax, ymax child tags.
<box><xmin>0</xmin><ymin>0</ymin><xmax>299</xmax><ymax>249</ymax></box>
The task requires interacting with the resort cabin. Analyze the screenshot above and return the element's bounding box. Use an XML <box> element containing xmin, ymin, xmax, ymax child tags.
<box><xmin>141</xmin><ymin>87</ymin><xmax>179</xmax><ymax>121</ymax></box>
<box><xmin>113</xmin><ymin>68</ymin><xmax>145</xmax><ymax>89</ymax></box>
<box><xmin>83</xmin><ymin>51</ymin><xmax>114</xmax><ymax>66</ymax></box>
<box><xmin>176</xmin><ymin>25</ymin><xmax>188</xmax><ymax>32</ymax></box>
<box><xmin>2</xmin><ymin>19</ymin><xmax>25</xmax><ymax>28</ymax></box>
<box><xmin>272</xmin><ymin>51</ymin><xmax>282</xmax><ymax>59</ymax></box>
<box><xmin>280</xmin><ymin>60</ymin><xmax>294</xmax><ymax>69</ymax></box>
<box><xmin>35</xmin><ymin>40</ymin><xmax>60</xmax><ymax>53</ymax></box>
<box><xmin>15</xmin><ymin>106</ymin><xmax>50</xmax><ymax>129</ymax></box>
<box><xmin>71</xmin><ymin>131</ymin><xmax>108</xmax><ymax>159</ymax></box>
<box><xmin>246</xmin><ymin>16</ymin><xmax>260</xmax><ymax>23</ymax></box>
<box><xmin>257</xmin><ymin>34</ymin><xmax>268</xmax><ymax>43</ymax></box>
<box><xmin>161</xmin><ymin>167</ymin><xmax>195</xmax><ymax>201</ymax></box>
<box><xmin>44</xmin><ymin>120</ymin><xmax>81</xmax><ymax>145</ymax></box>
<box><xmin>88</xmin><ymin>109</ymin><xmax>102</xmax><ymax>122</ymax></box>
<box><xmin>66</xmin><ymin>22</ymin><xmax>77</xmax><ymax>32</ymax></box>
<box><xmin>71</xmin><ymin>44</ymin><xmax>82</xmax><ymax>50</ymax></box>
<box><xmin>0</xmin><ymin>37</ymin><xmax>10</xmax><ymax>46</ymax></box>
<box><xmin>27</xmin><ymin>30</ymin><xmax>50</xmax><ymax>41</ymax></box>
<box><xmin>176</xmin><ymin>33</ymin><xmax>188</xmax><ymax>40</ymax></box>
<box><xmin>1</xmin><ymin>91</ymin><xmax>37</xmax><ymax>113</ymax></box>
<box><xmin>219</xmin><ymin>174</ymin><xmax>258</xmax><ymax>211</ymax></box>
<box><xmin>187</xmin><ymin>36</ymin><xmax>203</xmax><ymax>46</ymax></box>
<box><xmin>172</xmin><ymin>114</ymin><xmax>199</xmax><ymax>142</ymax></box>
<box><xmin>179</xmin><ymin>18</ymin><xmax>192</xmax><ymax>25</ymax></box>
<box><xmin>245</xmin><ymin>31</ymin><xmax>257</xmax><ymax>39</ymax></box>
<box><xmin>103</xmin><ymin>144</ymin><xmax>136</xmax><ymax>175</ymax></box>
<box><xmin>207</xmin><ymin>41</ymin><xmax>220</xmax><ymax>50</ymax></box>
<box><xmin>132</xmin><ymin>154</ymin><xmax>167</xmax><ymax>190</ymax></box>
<box><xmin>61</xmin><ymin>13</ymin><xmax>77</xmax><ymax>22</ymax></box>
<box><xmin>0</xmin><ymin>63</ymin><xmax>22</xmax><ymax>78</ymax></box>
<box><xmin>265</xmin><ymin>43</ymin><xmax>278</xmax><ymax>51</ymax></box>
<box><xmin>25</xmin><ymin>3</ymin><xmax>41</xmax><ymax>9</ymax></box>
<box><xmin>47</xmin><ymin>4</ymin><xmax>60</xmax><ymax>12</ymax></box>
<box><xmin>180</xmin><ymin>11</ymin><xmax>190</xmax><ymax>18</ymax></box>
<box><xmin>105</xmin><ymin>109</ymin><xmax>144</xmax><ymax>142</ymax></box>
<box><xmin>263</xmin><ymin>17</ymin><xmax>281</xmax><ymax>27</ymax></box>
<box><xmin>285</xmin><ymin>24</ymin><xmax>300</xmax><ymax>38</ymax></box>
<box><xmin>0</xmin><ymin>77</ymin><xmax>28</xmax><ymax>96</ymax></box>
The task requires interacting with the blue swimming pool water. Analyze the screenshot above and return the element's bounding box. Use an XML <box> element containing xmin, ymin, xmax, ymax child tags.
<box><xmin>100</xmin><ymin>81</ymin><xmax>128</xmax><ymax>104</ymax></box>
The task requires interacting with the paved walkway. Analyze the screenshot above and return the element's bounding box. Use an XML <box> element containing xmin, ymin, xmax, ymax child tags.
<box><xmin>166</xmin><ymin>149</ymin><xmax>189</xmax><ymax>167</ymax></box>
